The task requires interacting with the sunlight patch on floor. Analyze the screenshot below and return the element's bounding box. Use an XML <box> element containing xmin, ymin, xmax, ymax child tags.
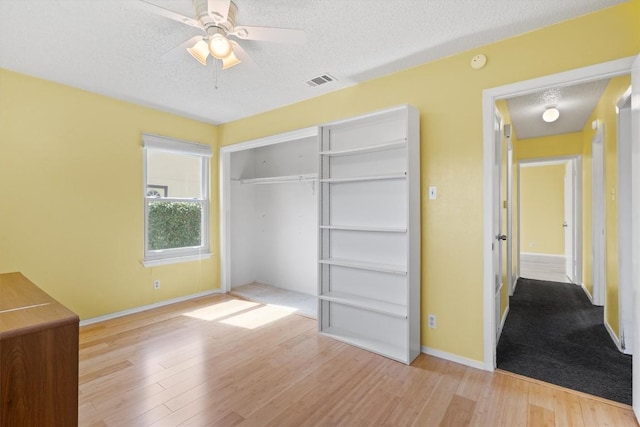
<box><xmin>182</xmin><ymin>299</ymin><xmax>259</xmax><ymax>321</ymax></box>
<box><xmin>220</xmin><ymin>304</ymin><xmax>297</xmax><ymax>329</ymax></box>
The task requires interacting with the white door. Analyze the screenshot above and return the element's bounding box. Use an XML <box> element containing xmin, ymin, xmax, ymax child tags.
<box><xmin>507</xmin><ymin>140</ymin><xmax>514</xmax><ymax>295</ymax></box>
<box><xmin>493</xmin><ymin>112</ymin><xmax>504</xmax><ymax>340</ymax></box>
<box><xmin>592</xmin><ymin>126</ymin><xmax>605</xmax><ymax>306</ymax></box>
<box><xmin>630</xmin><ymin>53</ymin><xmax>640</xmax><ymax>421</ymax></box>
<box><xmin>564</xmin><ymin>160</ymin><xmax>575</xmax><ymax>282</ymax></box>
<box><xmin>618</xmin><ymin>90</ymin><xmax>633</xmax><ymax>355</ymax></box>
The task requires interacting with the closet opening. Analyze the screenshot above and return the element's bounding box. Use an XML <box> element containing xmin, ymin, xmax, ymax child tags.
<box><xmin>219</xmin><ymin>127</ymin><xmax>319</xmax><ymax>318</ymax></box>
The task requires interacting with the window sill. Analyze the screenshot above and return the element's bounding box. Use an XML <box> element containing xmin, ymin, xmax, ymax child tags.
<box><xmin>143</xmin><ymin>252</ymin><xmax>212</xmax><ymax>267</ymax></box>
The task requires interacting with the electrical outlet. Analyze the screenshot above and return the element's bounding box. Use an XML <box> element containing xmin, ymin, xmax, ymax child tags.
<box><xmin>428</xmin><ymin>314</ymin><xmax>437</xmax><ymax>329</ymax></box>
<box><xmin>153</xmin><ymin>280</ymin><xmax>160</xmax><ymax>290</ymax></box>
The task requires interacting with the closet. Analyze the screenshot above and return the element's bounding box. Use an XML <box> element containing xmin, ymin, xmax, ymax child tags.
<box><xmin>222</xmin><ymin>129</ymin><xmax>319</xmax><ymax>310</ymax></box>
<box><xmin>220</xmin><ymin>105</ymin><xmax>420</xmax><ymax>364</ymax></box>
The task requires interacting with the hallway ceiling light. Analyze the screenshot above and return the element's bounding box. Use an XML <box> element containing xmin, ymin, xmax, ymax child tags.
<box><xmin>542</xmin><ymin>107</ymin><xmax>560</xmax><ymax>123</ymax></box>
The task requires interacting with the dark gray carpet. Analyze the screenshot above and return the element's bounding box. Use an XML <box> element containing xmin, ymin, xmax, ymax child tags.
<box><xmin>497</xmin><ymin>277</ymin><xmax>632</xmax><ymax>405</ymax></box>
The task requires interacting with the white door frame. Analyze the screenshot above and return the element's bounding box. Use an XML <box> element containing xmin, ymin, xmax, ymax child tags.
<box><xmin>506</xmin><ymin>128</ymin><xmax>515</xmax><ymax>295</ymax></box>
<box><xmin>591</xmin><ymin>123</ymin><xmax>606</xmax><ymax>306</ymax></box>
<box><xmin>564</xmin><ymin>158</ymin><xmax>576</xmax><ymax>283</ymax></box>
<box><xmin>630</xmin><ymin>53</ymin><xmax>640</xmax><ymax>420</ymax></box>
<box><xmin>482</xmin><ymin>56</ymin><xmax>635</xmax><ymax>370</ymax></box>
<box><xmin>493</xmin><ymin>111</ymin><xmax>505</xmax><ymax>344</ymax></box>
<box><xmin>218</xmin><ymin>126</ymin><xmax>318</xmax><ymax>293</ymax></box>
<box><xmin>617</xmin><ymin>87</ymin><xmax>633</xmax><ymax>355</ymax></box>
<box><xmin>565</xmin><ymin>156</ymin><xmax>583</xmax><ymax>285</ymax></box>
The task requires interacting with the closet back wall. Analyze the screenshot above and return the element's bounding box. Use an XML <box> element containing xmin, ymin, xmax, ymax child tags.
<box><xmin>230</xmin><ymin>137</ymin><xmax>318</xmax><ymax>296</ymax></box>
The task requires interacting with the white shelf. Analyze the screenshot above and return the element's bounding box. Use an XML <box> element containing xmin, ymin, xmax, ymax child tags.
<box><xmin>319</xmin><ymin>258</ymin><xmax>407</xmax><ymax>275</ymax></box>
<box><xmin>319</xmin><ymin>173</ymin><xmax>406</xmax><ymax>184</ymax></box>
<box><xmin>319</xmin><ymin>291</ymin><xmax>407</xmax><ymax>318</ymax></box>
<box><xmin>238</xmin><ymin>173</ymin><xmax>317</xmax><ymax>185</ymax></box>
<box><xmin>320</xmin><ymin>139</ymin><xmax>407</xmax><ymax>157</ymax></box>
<box><xmin>319</xmin><ymin>225</ymin><xmax>407</xmax><ymax>233</ymax></box>
<box><xmin>318</xmin><ymin>105</ymin><xmax>420</xmax><ymax>365</ymax></box>
<box><xmin>319</xmin><ymin>327</ymin><xmax>406</xmax><ymax>363</ymax></box>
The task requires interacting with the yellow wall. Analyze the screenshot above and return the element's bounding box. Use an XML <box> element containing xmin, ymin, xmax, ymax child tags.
<box><xmin>516</xmin><ymin>132</ymin><xmax>583</xmax><ymax>160</ymax></box>
<box><xmin>519</xmin><ymin>165</ymin><xmax>566</xmax><ymax>255</ymax></box>
<box><xmin>0</xmin><ymin>69</ymin><xmax>219</xmax><ymax>319</ymax></box>
<box><xmin>513</xmin><ymin>132</ymin><xmax>582</xmax><ymax>268</ymax></box>
<box><xmin>1</xmin><ymin>0</ymin><xmax>638</xmax><ymax>363</ymax></box>
<box><xmin>580</xmin><ymin>75</ymin><xmax>631</xmax><ymax>336</ymax></box>
<box><xmin>218</xmin><ymin>1</ymin><xmax>639</xmax><ymax>362</ymax></box>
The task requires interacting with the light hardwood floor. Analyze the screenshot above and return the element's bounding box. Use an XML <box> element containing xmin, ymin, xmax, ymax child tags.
<box><xmin>78</xmin><ymin>294</ymin><xmax>638</xmax><ymax>426</ymax></box>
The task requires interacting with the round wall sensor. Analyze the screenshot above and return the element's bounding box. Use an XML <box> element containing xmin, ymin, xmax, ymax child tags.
<box><xmin>471</xmin><ymin>54</ymin><xmax>487</xmax><ymax>70</ymax></box>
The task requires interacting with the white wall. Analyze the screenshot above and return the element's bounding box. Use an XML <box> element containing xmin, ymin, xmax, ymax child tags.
<box><xmin>230</xmin><ymin>137</ymin><xmax>318</xmax><ymax>295</ymax></box>
<box><xmin>230</xmin><ymin>149</ymin><xmax>256</xmax><ymax>288</ymax></box>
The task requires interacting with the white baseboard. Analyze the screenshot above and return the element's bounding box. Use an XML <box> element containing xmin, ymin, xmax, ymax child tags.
<box><xmin>604</xmin><ymin>320</ymin><xmax>623</xmax><ymax>353</ymax></box>
<box><xmin>520</xmin><ymin>252</ymin><xmax>565</xmax><ymax>258</ymax></box>
<box><xmin>79</xmin><ymin>289</ymin><xmax>223</xmax><ymax>326</ymax></box>
<box><xmin>580</xmin><ymin>282</ymin><xmax>593</xmax><ymax>303</ymax></box>
<box><xmin>421</xmin><ymin>346</ymin><xmax>486</xmax><ymax>371</ymax></box>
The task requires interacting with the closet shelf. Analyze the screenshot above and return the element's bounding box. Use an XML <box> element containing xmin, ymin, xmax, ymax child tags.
<box><xmin>319</xmin><ymin>327</ymin><xmax>406</xmax><ymax>363</ymax></box>
<box><xmin>320</xmin><ymin>138</ymin><xmax>407</xmax><ymax>157</ymax></box>
<box><xmin>319</xmin><ymin>258</ymin><xmax>407</xmax><ymax>275</ymax></box>
<box><xmin>319</xmin><ymin>291</ymin><xmax>407</xmax><ymax>318</ymax></box>
<box><xmin>319</xmin><ymin>173</ymin><xmax>406</xmax><ymax>184</ymax></box>
<box><xmin>237</xmin><ymin>173</ymin><xmax>317</xmax><ymax>185</ymax></box>
<box><xmin>320</xmin><ymin>225</ymin><xmax>407</xmax><ymax>233</ymax></box>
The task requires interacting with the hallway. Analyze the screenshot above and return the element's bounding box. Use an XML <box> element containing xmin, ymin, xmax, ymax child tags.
<box><xmin>497</xmin><ymin>278</ymin><xmax>632</xmax><ymax>405</ymax></box>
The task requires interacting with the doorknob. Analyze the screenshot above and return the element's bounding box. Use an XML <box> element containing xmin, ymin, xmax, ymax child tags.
<box><xmin>563</xmin><ymin>222</ymin><xmax>568</xmax><ymax>228</ymax></box>
<box><xmin>497</xmin><ymin>234</ymin><xmax>507</xmax><ymax>241</ymax></box>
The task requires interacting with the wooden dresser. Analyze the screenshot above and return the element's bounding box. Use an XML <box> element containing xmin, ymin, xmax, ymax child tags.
<box><xmin>0</xmin><ymin>272</ymin><xmax>79</xmax><ymax>426</ymax></box>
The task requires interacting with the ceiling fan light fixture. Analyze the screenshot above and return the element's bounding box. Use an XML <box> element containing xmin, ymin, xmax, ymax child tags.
<box><xmin>187</xmin><ymin>39</ymin><xmax>209</xmax><ymax>65</ymax></box>
<box><xmin>542</xmin><ymin>107</ymin><xmax>560</xmax><ymax>123</ymax></box>
<box><xmin>221</xmin><ymin>50</ymin><xmax>241</xmax><ymax>69</ymax></box>
<box><xmin>208</xmin><ymin>33</ymin><xmax>232</xmax><ymax>59</ymax></box>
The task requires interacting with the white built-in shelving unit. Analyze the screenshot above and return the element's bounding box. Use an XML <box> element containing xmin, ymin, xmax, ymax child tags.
<box><xmin>317</xmin><ymin>105</ymin><xmax>421</xmax><ymax>364</ymax></box>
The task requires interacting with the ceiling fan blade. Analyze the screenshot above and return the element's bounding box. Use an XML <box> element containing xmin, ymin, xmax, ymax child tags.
<box><xmin>208</xmin><ymin>0</ymin><xmax>231</xmax><ymax>23</ymax></box>
<box><xmin>137</xmin><ymin>0</ymin><xmax>203</xmax><ymax>30</ymax></box>
<box><xmin>161</xmin><ymin>36</ymin><xmax>204</xmax><ymax>61</ymax></box>
<box><xmin>230</xmin><ymin>26</ymin><xmax>307</xmax><ymax>45</ymax></box>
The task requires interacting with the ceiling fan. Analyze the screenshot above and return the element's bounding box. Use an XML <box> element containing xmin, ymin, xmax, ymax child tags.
<box><xmin>138</xmin><ymin>0</ymin><xmax>306</xmax><ymax>70</ymax></box>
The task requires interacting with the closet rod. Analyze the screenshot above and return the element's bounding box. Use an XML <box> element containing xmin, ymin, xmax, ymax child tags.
<box><xmin>237</xmin><ymin>173</ymin><xmax>318</xmax><ymax>185</ymax></box>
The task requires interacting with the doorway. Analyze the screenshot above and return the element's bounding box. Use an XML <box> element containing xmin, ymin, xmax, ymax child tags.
<box><xmin>482</xmin><ymin>55</ymin><xmax>638</xmax><ymax>410</ymax></box>
<box><xmin>482</xmin><ymin>56</ymin><xmax>635</xmax><ymax>368</ymax></box>
<box><xmin>517</xmin><ymin>157</ymin><xmax>581</xmax><ymax>285</ymax></box>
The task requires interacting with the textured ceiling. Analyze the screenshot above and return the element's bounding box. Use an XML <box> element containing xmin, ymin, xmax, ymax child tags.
<box><xmin>506</xmin><ymin>79</ymin><xmax>611</xmax><ymax>139</ymax></box>
<box><xmin>0</xmin><ymin>0</ymin><xmax>625</xmax><ymax>125</ymax></box>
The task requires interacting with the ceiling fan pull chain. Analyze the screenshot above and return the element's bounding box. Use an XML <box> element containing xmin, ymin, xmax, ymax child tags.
<box><xmin>214</xmin><ymin>60</ymin><xmax>219</xmax><ymax>90</ymax></box>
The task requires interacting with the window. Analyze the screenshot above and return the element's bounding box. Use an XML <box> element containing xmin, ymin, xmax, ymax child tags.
<box><xmin>142</xmin><ymin>134</ymin><xmax>212</xmax><ymax>266</ymax></box>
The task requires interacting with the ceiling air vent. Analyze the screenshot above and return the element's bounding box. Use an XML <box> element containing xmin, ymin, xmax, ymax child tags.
<box><xmin>306</xmin><ymin>74</ymin><xmax>337</xmax><ymax>87</ymax></box>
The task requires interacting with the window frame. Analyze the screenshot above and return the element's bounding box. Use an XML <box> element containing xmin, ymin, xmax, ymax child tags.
<box><xmin>142</xmin><ymin>134</ymin><xmax>212</xmax><ymax>267</ymax></box>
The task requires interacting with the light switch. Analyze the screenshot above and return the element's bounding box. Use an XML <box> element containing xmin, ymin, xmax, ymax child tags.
<box><xmin>428</xmin><ymin>186</ymin><xmax>437</xmax><ymax>200</ymax></box>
